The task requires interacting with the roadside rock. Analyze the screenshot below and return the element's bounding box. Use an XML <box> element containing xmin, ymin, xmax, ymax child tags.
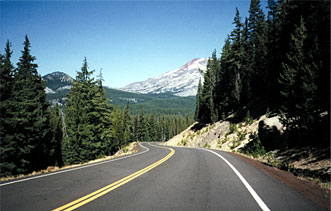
<box><xmin>258</xmin><ymin>116</ymin><xmax>285</xmax><ymax>150</ymax></box>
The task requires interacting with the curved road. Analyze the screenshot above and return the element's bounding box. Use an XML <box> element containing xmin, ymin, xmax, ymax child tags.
<box><xmin>0</xmin><ymin>143</ymin><xmax>323</xmax><ymax>210</ymax></box>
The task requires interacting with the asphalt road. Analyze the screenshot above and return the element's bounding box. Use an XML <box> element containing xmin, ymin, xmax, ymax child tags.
<box><xmin>0</xmin><ymin>143</ymin><xmax>323</xmax><ymax>211</ymax></box>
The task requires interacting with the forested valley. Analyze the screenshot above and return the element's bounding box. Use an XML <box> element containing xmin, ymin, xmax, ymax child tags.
<box><xmin>0</xmin><ymin>37</ymin><xmax>193</xmax><ymax>177</ymax></box>
<box><xmin>195</xmin><ymin>0</ymin><xmax>329</xmax><ymax>149</ymax></box>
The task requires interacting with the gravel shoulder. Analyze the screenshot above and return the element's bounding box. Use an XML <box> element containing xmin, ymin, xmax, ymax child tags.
<box><xmin>231</xmin><ymin>152</ymin><xmax>330</xmax><ymax>210</ymax></box>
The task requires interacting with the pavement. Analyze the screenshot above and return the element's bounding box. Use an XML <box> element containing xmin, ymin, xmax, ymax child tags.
<box><xmin>0</xmin><ymin>143</ymin><xmax>324</xmax><ymax>211</ymax></box>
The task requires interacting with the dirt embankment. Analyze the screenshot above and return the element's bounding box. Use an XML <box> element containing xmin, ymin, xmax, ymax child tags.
<box><xmin>164</xmin><ymin>117</ymin><xmax>330</xmax><ymax>210</ymax></box>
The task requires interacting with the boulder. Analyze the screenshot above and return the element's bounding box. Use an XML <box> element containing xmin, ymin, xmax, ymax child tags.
<box><xmin>258</xmin><ymin>116</ymin><xmax>285</xmax><ymax>150</ymax></box>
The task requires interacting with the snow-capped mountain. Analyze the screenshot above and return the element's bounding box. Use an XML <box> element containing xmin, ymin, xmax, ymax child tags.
<box><xmin>42</xmin><ymin>71</ymin><xmax>74</xmax><ymax>93</ymax></box>
<box><xmin>121</xmin><ymin>58</ymin><xmax>208</xmax><ymax>96</ymax></box>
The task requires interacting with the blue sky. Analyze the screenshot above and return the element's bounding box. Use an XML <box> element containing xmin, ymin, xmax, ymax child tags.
<box><xmin>1</xmin><ymin>1</ymin><xmax>267</xmax><ymax>88</ymax></box>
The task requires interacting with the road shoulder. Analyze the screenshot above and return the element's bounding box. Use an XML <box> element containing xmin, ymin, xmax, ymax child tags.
<box><xmin>230</xmin><ymin>152</ymin><xmax>330</xmax><ymax>210</ymax></box>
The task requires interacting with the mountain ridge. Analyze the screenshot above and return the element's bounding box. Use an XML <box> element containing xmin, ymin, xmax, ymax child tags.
<box><xmin>121</xmin><ymin>58</ymin><xmax>208</xmax><ymax>96</ymax></box>
<box><xmin>42</xmin><ymin>71</ymin><xmax>196</xmax><ymax>115</ymax></box>
<box><xmin>43</xmin><ymin>71</ymin><xmax>73</xmax><ymax>93</ymax></box>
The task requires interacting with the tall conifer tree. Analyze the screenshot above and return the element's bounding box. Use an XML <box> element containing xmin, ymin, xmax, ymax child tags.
<box><xmin>199</xmin><ymin>56</ymin><xmax>216</xmax><ymax>123</ymax></box>
<box><xmin>49</xmin><ymin>105</ymin><xmax>64</xmax><ymax>167</ymax></box>
<box><xmin>111</xmin><ymin>106</ymin><xmax>124</xmax><ymax>152</ymax></box>
<box><xmin>240</xmin><ymin>17</ymin><xmax>252</xmax><ymax>107</ymax></box>
<box><xmin>148</xmin><ymin>113</ymin><xmax>157</xmax><ymax>141</ymax></box>
<box><xmin>194</xmin><ymin>78</ymin><xmax>202</xmax><ymax>121</ymax></box>
<box><xmin>247</xmin><ymin>0</ymin><xmax>267</xmax><ymax>100</ymax></box>
<box><xmin>13</xmin><ymin>35</ymin><xmax>51</xmax><ymax>173</ymax></box>
<box><xmin>228</xmin><ymin>8</ymin><xmax>243</xmax><ymax>111</ymax></box>
<box><xmin>279</xmin><ymin>17</ymin><xmax>320</xmax><ymax>144</ymax></box>
<box><xmin>0</xmin><ymin>41</ymin><xmax>16</xmax><ymax>176</ymax></box>
<box><xmin>91</xmin><ymin>70</ymin><xmax>113</xmax><ymax>156</ymax></box>
<box><xmin>64</xmin><ymin>58</ymin><xmax>111</xmax><ymax>164</ymax></box>
<box><xmin>216</xmin><ymin>37</ymin><xmax>232</xmax><ymax>118</ymax></box>
<box><xmin>123</xmin><ymin>101</ymin><xmax>132</xmax><ymax>145</ymax></box>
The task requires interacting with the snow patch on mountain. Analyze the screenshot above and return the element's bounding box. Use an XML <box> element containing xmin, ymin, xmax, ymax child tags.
<box><xmin>122</xmin><ymin>58</ymin><xmax>208</xmax><ymax>96</ymax></box>
<box><xmin>45</xmin><ymin>87</ymin><xmax>56</xmax><ymax>94</ymax></box>
<box><xmin>56</xmin><ymin>85</ymin><xmax>73</xmax><ymax>92</ymax></box>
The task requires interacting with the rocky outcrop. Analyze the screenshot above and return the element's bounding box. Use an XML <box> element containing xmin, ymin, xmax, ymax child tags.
<box><xmin>258</xmin><ymin>116</ymin><xmax>285</xmax><ymax>150</ymax></box>
<box><xmin>165</xmin><ymin>114</ymin><xmax>330</xmax><ymax>186</ymax></box>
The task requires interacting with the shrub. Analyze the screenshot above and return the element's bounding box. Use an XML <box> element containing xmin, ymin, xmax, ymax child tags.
<box><xmin>229</xmin><ymin>123</ymin><xmax>237</xmax><ymax>134</ymax></box>
<box><xmin>237</xmin><ymin>130</ymin><xmax>246</xmax><ymax>141</ymax></box>
<box><xmin>239</xmin><ymin>132</ymin><xmax>266</xmax><ymax>158</ymax></box>
<box><xmin>203</xmin><ymin>142</ymin><xmax>211</xmax><ymax>148</ymax></box>
<box><xmin>230</xmin><ymin>139</ymin><xmax>241</xmax><ymax>149</ymax></box>
<box><xmin>245</xmin><ymin>111</ymin><xmax>254</xmax><ymax>125</ymax></box>
<box><xmin>181</xmin><ymin>139</ymin><xmax>187</xmax><ymax>146</ymax></box>
<box><xmin>218</xmin><ymin>136</ymin><xmax>228</xmax><ymax>148</ymax></box>
<box><xmin>266</xmin><ymin>107</ymin><xmax>271</xmax><ymax>118</ymax></box>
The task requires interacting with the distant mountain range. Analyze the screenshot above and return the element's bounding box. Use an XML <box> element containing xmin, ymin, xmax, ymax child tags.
<box><xmin>41</xmin><ymin>58</ymin><xmax>207</xmax><ymax>114</ymax></box>
<box><xmin>42</xmin><ymin>71</ymin><xmax>196</xmax><ymax>115</ymax></box>
<box><xmin>121</xmin><ymin>58</ymin><xmax>208</xmax><ymax>96</ymax></box>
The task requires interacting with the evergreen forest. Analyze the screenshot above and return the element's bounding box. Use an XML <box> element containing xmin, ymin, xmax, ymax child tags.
<box><xmin>0</xmin><ymin>36</ymin><xmax>194</xmax><ymax>177</ymax></box>
<box><xmin>46</xmin><ymin>86</ymin><xmax>196</xmax><ymax>115</ymax></box>
<box><xmin>195</xmin><ymin>0</ymin><xmax>329</xmax><ymax>148</ymax></box>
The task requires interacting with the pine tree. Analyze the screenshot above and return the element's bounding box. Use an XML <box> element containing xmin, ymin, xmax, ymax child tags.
<box><xmin>111</xmin><ymin>106</ymin><xmax>124</xmax><ymax>152</ymax></box>
<box><xmin>247</xmin><ymin>0</ymin><xmax>267</xmax><ymax>100</ymax></box>
<box><xmin>216</xmin><ymin>37</ymin><xmax>232</xmax><ymax>118</ymax></box>
<box><xmin>199</xmin><ymin>54</ymin><xmax>217</xmax><ymax>123</ymax></box>
<box><xmin>133</xmin><ymin>115</ymin><xmax>139</xmax><ymax>142</ymax></box>
<box><xmin>12</xmin><ymin>36</ymin><xmax>51</xmax><ymax>173</ymax></box>
<box><xmin>239</xmin><ymin>17</ymin><xmax>252</xmax><ymax>107</ymax></box>
<box><xmin>49</xmin><ymin>105</ymin><xmax>63</xmax><ymax>167</ymax></box>
<box><xmin>230</xmin><ymin>8</ymin><xmax>243</xmax><ymax>67</ymax></box>
<box><xmin>194</xmin><ymin>78</ymin><xmax>202</xmax><ymax>121</ymax></box>
<box><xmin>278</xmin><ymin>17</ymin><xmax>318</xmax><ymax>143</ymax></box>
<box><xmin>148</xmin><ymin>113</ymin><xmax>157</xmax><ymax>142</ymax></box>
<box><xmin>64</xmin><ymin>58</ymin><xmax>98</xmax><ymax>164</ymax></box>
<box><xmin>137</xmin><ymin>110</ymin><xmax>149</xmax><ymax>142</ymax></box>
<box><xmin>123</xmin><ymin>101</ymin><xmax>132</xmax><ymax>145</ymax></box>
<box><xmin>164</xmin><ymin>117</ymin><xmax>171</xmax><ymax>140</ymax></box>
<box><xmin>64</xmin><ymin>58</ymin><xmax>117</xmax><ymax>163</ymax></box>
<box><xmin>0</xmin><ymin>41</ymin><xmax>16</xmax><ymax>176</ymax></box>
<box><xmin>228</xmin><ymin>8</ymin><xmax>242</xmax><ymax>111</ymax></box>
<box><xmin>209</xmin><ymin>50</ymin><xmax>221</xmax><ymax>121</ymax></box>
<box><xmin>264</xmin><ymin>0</ymin><xmax>287</xmax><ymax>108</ymax></box>
<box><xmin>0</xmin><ymin>41</ymin><xmax>13</xmax><ymax>103</ymax></box>
<box><xmin>90</xmin><ymin>70</ymin><xmax>113</xmax><ymax>156</ymax></box>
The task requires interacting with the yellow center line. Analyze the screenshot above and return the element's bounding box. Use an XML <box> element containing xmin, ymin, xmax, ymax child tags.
<box><xmin>52</xmin><ymin>143</ymin><xmax>175</xmax><ymax>211</ymax></box>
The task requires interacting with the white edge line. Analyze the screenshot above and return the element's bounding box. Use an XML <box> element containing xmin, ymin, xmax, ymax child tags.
<box><xmin>200</xmin><ymin>148</ymin><xmax>271</xmax><ymax>211</ymax></box>
<box><xmin>0</xmin><ymin>142</ymin><xmax>149</xmax><ymax>187</ymax></box>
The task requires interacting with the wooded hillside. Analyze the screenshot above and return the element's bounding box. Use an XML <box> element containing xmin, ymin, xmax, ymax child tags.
<box><xmin>195</xmin><ymin>0</ymin><xmax>329</xmax><ymax>148</ymax></box>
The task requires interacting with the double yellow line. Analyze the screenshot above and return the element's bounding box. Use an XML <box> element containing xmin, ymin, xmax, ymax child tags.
<box><xmin>53</xmin><ymin>144</ymin><xmax>175</xmax><ymax>211</ymax></box>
